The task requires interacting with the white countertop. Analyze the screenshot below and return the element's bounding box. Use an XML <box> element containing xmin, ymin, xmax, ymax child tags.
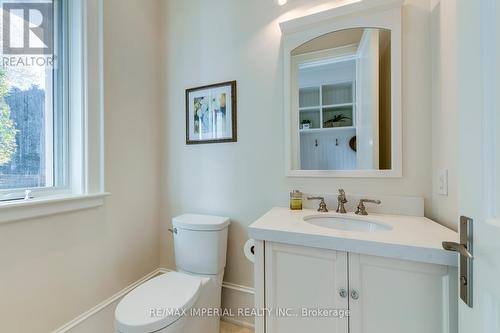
<box><xmin>248</xmin><ymin>207</ymin><xmax>459</xmax><ymax>266</ymax></box>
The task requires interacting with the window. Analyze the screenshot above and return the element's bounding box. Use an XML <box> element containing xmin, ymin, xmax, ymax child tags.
<box><xmin>0</xmin><ymin>0</ymin><xmax>67</xmax><ymax>200</ymax></box>
<box><xmin>0</xmin><ymin>0</ymin><xmax>105</xmax><ymax>215</ymax></box>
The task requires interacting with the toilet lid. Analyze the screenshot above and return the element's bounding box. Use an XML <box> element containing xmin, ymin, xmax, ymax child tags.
<box><xmin>173</xmin><ymin>214</ymin><xmax>230</xmax><ymax>231</ymax></box>
<box><xmin>115</xmin><ymin>272</ymin><xmax>202</xmax><ymax>333</ymax></box>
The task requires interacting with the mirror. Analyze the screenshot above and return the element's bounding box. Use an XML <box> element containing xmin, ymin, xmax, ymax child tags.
<box><xmin>290</xmin><ymin>28</ymin><xmax>393</xmax><ymax>172</ymax></box>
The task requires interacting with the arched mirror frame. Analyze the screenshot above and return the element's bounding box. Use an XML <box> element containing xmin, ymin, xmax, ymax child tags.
<box><xmin>282</xmin><ymin>0</ymin><xmax>403</xmax><ymax>178</ymax></box>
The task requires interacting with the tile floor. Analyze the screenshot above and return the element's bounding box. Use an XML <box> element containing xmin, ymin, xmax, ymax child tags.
<box><xmin>220</xmin><ymin>320</ymin><xmax>254</xmax><ymax>333</ymax></box>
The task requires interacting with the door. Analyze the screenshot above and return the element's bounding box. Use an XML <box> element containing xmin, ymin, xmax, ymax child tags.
<box><xmin>264</xmin><ymin>242</ymin><xmax>348</xmax><ymax>333</ymax></box>
<box><xmin>456</xmin><ymin>0</ymin><xmax>500</xmax><ymax>331</ymax></box>
<box><xmin>348</xmin><ymin>254</ymin><xmax>457</xmax><ymax>333</ymax></box>
<box><xmin>356</xmin><ymin>28</ymin><xmax>380</xmax><ymax>169</ymax></box>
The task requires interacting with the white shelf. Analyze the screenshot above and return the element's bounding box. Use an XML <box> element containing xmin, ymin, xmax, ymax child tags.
<box><xmin>299</xmin><ymin>103</ymin><xmax>353</xmax><ymax>112</ymax></box>
<box><xmin>300</xmin><ymin>126</ymin><xmax>355</xmax><ymax>134</ymax></box>
<box><xmin>299</xmin><ymin>81</ymin><xmax>356</xmax><ymax>131</ymax></box>
<box><xmin>322</xmin><ymin>103</ymin><xmax>353</xmax><ymax>108</ymax></box>
<box><xmin>299</xmin><ymin>107</ymin><xmax>321</xmax><ymax>112</ymax></box>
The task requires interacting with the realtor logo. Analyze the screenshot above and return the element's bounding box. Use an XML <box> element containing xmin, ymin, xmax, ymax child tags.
<box><xmin>2</xmin><ymin>2</ymin><xmax>54</xmax><ymax>55</ymax></box>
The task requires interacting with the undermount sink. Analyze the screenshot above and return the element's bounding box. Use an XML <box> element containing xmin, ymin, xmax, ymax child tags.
<box><xmin>303</xmin><ymin>215</ymin><xmax>393</xmax><ymax>232</ymax></box>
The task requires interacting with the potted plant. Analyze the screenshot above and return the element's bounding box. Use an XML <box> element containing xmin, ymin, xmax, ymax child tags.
<box><xmin>301</xmin><ymin>119</ymin><xmax>312</xmax><ymax>129</ymax></box>
<box><xmin>323</xmin><ymin>114</ymin><xmax>350</xmax><ymax>128</ymax></box>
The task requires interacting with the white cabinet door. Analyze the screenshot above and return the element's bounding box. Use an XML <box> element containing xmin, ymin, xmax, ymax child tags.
<box><xmin>348</xmin><ymin>253</ymin><xmax>458</xmax><ymax>333</ymax></box>
<box><xmin>265</xmin><ymin>242</ymin><xmax>348</xmax><ymax>333</ymax></box>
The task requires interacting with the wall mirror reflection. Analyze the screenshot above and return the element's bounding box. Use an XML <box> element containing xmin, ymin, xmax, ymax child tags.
<box><xmin>291</xmin><ymin>28</ymin><xmax>392</xmax><ymax>171</ymax></box>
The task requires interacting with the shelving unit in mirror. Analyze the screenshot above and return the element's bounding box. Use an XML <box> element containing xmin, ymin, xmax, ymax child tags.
<box><xmin>298</xmin><ymin>81</ymin><xmax>355</xmax><ymax>131</ymax></box>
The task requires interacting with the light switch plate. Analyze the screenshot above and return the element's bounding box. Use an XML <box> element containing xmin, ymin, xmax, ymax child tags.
<box><xmin>436</xmin><ymin>169</ymin><xmax>448</xmax><ymax>195</ymax></box>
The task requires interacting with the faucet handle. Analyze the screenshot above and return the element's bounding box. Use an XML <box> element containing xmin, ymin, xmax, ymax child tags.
<box><xmin>336</xmin><ymin>189</ymin><xmax>348</xmax><ymax>214</ymax></box>
<box><xmin>307</xmin><ymin>197</ymin><xmax>328</xmax><ymax>212</ymax></box>
<box><xmin>338</xmin><ymin>189</ymin><xmax>348</xmax><ymax>203</ymax></box>
<box><xmin>360</xmin><ymin>199</ymin><xmax>381</xmax><ymax>205</ymax></box>
<box><xmin>355</xmin><ymin>199</ymin><xmax>381</xmax><ymax>216</ymax></box>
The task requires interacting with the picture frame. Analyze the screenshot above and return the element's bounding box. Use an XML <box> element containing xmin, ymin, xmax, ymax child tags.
<box><xmin>185</xmin><ymin>80</ymin><xmax>237</xmax><ymax>144</ymax></box>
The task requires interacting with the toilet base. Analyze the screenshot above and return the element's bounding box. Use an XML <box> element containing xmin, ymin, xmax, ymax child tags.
<box><xmin>154</xmin><ymin>315</ymin><xmax>186</xmax><ymax>333</ymax></box>
<box><xmin>115</xmin><ymin>270</ymin><xmax>224</xmax><ymax>333</ymax></box>
<box><xmin>154</xmin><ymin>270</ymin><xmax>223</xmax><ymax>333</ymax></box>
<box><xmin>178</xmin><ymin>270</ymin><xmax>223</xmax><ymax>333</ymax></box>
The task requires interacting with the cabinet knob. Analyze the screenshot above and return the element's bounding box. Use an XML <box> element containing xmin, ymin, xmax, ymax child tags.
<box><xmin>350</xmin><ymin>289</ymin><xmax>360</xmax><ymax>300</ymax></box>
<box><xmin>339</xmin><ymin>288</ymin><xmax>347</xmax><ymax>298</ymax></box>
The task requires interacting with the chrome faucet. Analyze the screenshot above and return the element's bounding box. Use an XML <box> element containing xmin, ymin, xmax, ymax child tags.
<box><xmin>336</xmin><ymin>189</ymin><xmax>348</xmax><ymax>214</ymax></box>
<box><xmin>307</xmin><ymin>196</ymin><xmax>328</xmax><ymax>212</ymax></box>
<box><xmin>355</xmin><ymin>199</ymin><xmax>381</xmax><ymax>216</ymax></box>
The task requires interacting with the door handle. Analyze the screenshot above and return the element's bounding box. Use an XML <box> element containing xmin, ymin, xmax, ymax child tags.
<box><xmin>442</xmin><ymin>216</ymin><xmax>474</xmax><ymax>307</ymax></box>
<box><xmin>442</xmin><ymin>241</ymin><xmax>473</xmax><ymax>259</ymax></box>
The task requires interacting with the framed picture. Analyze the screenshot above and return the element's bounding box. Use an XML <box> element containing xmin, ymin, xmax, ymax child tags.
<box><xmin>185</xmin><ymin>80</ymin><xmax>237</xmax><ymax>144</ymax></box>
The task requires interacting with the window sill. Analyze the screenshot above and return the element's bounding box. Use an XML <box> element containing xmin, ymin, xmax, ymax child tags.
<box><xmin>0</xmin><ymin>192</ymin><xmax>110</xmax><ymax>224</ymax></box>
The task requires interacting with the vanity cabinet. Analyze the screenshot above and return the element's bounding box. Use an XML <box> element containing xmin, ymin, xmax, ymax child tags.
<box><xmin>260</xmin><ymin>241</ymin><xmax>457</xmax><ymax>333</ymax></box>
<box><xmin>264</xmin><ymin>242</ymin><xmax>348</xmax><ymax>333</ymax></box>
<box><xmin>348</xmin><ymin>253</ymin><xmax>455</xmax><ymax>333</ymax></box>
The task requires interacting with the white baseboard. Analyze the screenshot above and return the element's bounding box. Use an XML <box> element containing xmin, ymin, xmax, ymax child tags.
<box><xmin>222</xmin><ymin>281</ymin><xmax>254</xmax><ymax>295</ymax></box>
<box><xmin>51</xmin><ymin>268</ymin><xmax>163</xmax><ymax>333</ymax></box>
<box><xmin>52</xmin><ymin>267</ymin><xmax>255</xmax><ymax>333</ymax></box>
<box><xmin>221</xmin><ymin>316</ymin><xmax>255</xmax><ymax>329</ymax></box>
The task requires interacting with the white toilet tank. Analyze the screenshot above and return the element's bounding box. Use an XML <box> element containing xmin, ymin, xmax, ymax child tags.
<box><xmin>172</xmin><ymin>214</ymin><xmax>230</xmax><ymax>275</ymax></box>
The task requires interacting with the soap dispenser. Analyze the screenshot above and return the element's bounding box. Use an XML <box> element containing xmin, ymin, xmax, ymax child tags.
<box><xmin>290</xmin><ymin>190</ymin><xmax>303</xmax><ymax>210</ymax></box>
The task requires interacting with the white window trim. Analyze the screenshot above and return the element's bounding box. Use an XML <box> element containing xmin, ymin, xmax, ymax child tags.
<box><xmin>0</xmin><ymin>0</ymin><xmax>107</xmax><ymax>223</ymax></box>
<box><xmin>0</xmin><ymin>193</ymin><xmax>109</xmax><ymax>224</ymax></box>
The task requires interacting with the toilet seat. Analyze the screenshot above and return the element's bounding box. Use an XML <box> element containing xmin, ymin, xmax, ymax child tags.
<box><xmin>115</xmin><ymin>272</ymin><xmax>202</xmax><ymax>333</ymax></box>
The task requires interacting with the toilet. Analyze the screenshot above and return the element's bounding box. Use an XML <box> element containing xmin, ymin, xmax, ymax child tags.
<box><xmin>115</xmin><ymin>214</ymin><xmax>230</xmax><ymax>333</ymax></box>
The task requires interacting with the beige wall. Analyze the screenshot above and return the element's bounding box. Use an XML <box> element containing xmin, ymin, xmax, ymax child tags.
<box><xmin>160</xmin><ymin>0</ymin><xmax>434</xmax><ymax>290</ymax></box>
<box><xmin>0</xmin><ymin>0</ymin><xmax>162</xmax><ymax>332</ymax></box>
<box><xmin>430</xmin><ymin>0</ymin><xmax>459</xmax><ymax>230</ymax></box>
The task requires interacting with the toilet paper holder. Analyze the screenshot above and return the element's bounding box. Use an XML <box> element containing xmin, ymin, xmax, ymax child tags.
<box><xmin>244</xmin><ymin>239</ymin><xmax>256</xmax><ymax>263</ymax></box>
